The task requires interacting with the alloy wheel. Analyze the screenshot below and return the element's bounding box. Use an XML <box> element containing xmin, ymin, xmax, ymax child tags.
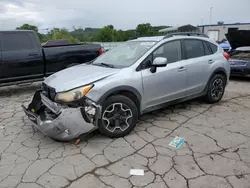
<box><xmin>102</xmin><ymin>103</ymin><xmax>133</xmax><ymax>133</ymax></box>
<box><xmin>211</xmin><ymin>78</ymin><xmax>224</xmax><ymax>100</ymax></box>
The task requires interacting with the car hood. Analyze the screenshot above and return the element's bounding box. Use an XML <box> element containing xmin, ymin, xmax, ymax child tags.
<box><xmin>44</xmin><ymin>64</ymin><xmax>120</xmax><ymax>92</ymax></box>
<box><xmin>225</xmin><ymin>30</ymin><xmax>250</xmax><ymax>49</ymax></box>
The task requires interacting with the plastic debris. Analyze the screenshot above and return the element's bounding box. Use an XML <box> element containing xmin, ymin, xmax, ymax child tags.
<box><xmin>169</xmin><ymin>136</ymin><xmax>185</xmax><ymax>148</ymax></box>
<box><xmin>130</xmin><ymin>169</ymin><xmax>144</xmax><ymax>176</ymax></box>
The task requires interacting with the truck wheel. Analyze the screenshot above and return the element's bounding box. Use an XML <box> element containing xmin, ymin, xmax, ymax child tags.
<box><xmin>204</xmin><ymin>74</ymin><xmax>226</xmax><ymax>104</ymax></box>
<box><xmin>98</xmin><ymin>95</ymin><xmax>138</xmax><ymax>138</ymax></box>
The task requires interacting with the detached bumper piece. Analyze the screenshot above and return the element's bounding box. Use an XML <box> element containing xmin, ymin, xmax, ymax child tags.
<box><xmin>22</xmin><ymin>90</ymin><xmax>101</xmax><ymax>141</ymax></box>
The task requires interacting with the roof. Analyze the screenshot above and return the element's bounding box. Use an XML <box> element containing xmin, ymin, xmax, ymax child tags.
<box><xmin>198</xmin><ymin>22</ymin><xmax>250</xmax><ymax>27</ymax></box>
<box><xmin>0</xmin><ymin>30</ymin><xmax>36</xmax><ymax>33</ymax></box>
<box><xmin>159</xmin><ymin>24</ymin><xmax>199</xmax><ymax>33</ymax></box>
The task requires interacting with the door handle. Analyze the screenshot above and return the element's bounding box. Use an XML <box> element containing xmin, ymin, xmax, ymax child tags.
<box><xmin>208</xmin><ymin>59</ymin><xmax>214</xmax><ymax>64</ymax></box>
<box><xmin>28</xmin><ymin>53</ymin><xmax>39</xmax><ymax>57</ymax></box>
<box><xmin>178</xmin><ymin>67</ymin><xmax>186</xmax><ymax>72</ymax></box>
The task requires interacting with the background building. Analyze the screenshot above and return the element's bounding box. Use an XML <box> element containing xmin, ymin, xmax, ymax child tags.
<box><xmin>198</xmin><ymin>22</ymin><xmax>250</xmax><ymax>42</ymax></box>
<box><xmin>159</xmin><ymin>24</ymin><xmax>200</xmax><ymax>34</ymax></box>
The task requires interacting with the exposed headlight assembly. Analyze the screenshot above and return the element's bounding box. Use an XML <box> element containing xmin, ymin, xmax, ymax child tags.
<box><xmin>55</xmin><ymin>84</ymin><xmax>94</xmax><ymax>102</ymax></box>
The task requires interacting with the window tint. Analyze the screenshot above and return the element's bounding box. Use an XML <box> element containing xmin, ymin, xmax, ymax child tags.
<box><xmin>184</xmin><ymin>40</ymin><xmax>205</xmax><ymax>59</ymax></box>
<box><xmin>203</xmin><ymin>41</ymin><xmax>211</xmax><ymax>55</ymax></box>
<box><xmin>2</xmin><ymin>33</ymin><xmax>35</xmax><ymax>51</ymax></box>
<box><xmin>208</xmin><ymin>42</ymin><xmax>218</xmax><ymax>54</ymax></box>
<box><xmin>153</xmin><ymin>40</ymin><xmax>181</xmax><ymax>63</ymax></box>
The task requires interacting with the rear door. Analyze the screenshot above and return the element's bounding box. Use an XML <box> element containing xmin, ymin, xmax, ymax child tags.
<box><xmin>183</xmin><ymin>39</ymin><xmax>214</xmax><ymax>96</ymax></box>
<box><xmin>0</xmin><ymin>32</ymin><xmax>44</xmax><ymax>82</ymax></box>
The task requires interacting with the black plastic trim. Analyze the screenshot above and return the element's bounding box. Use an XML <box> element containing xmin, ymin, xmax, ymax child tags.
<box><xmin>80</xmin><ymin>107</ymin><xmax>91</xmax><ymax>123</ymax></box>
<box><xmin>97</xmin><ymin>86</ymin><xmax>142</xmax><ymax>105</ymax></box>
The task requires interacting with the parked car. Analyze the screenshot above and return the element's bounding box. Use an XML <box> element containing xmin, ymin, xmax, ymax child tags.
<box><xmin>220</xmin><ymin>41</ymin><xmax>231</xmax><ymax>52</ymax></box>
<box><xmin>0</xmin><ymin>30</ymin><xmax>102</xmax><ymax>86</ymax></box>
<box><xmin>226</xmin><ymin>30</ymin><xmax>250</xmax><ymax>76</ymax></box>
<box><xmin>23</xmin><ymin>33</ymin><xmax>230</xmax><ymax>141</ymax></box>
<box><xmin>228</xmin><ymin>47</ymin><xmax>250</xmax><ymax>76</ymax></box>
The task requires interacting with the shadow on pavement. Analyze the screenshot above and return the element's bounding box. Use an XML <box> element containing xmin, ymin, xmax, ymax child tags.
<box><xmin>0</xmin><ymin>83</ymin><xmax>41</xmax><ymax>96</ymax></box>
<box><xmin>230</xmin><ymin>75</ymin><xmax>250</xmax><ymax>82</ymax></box>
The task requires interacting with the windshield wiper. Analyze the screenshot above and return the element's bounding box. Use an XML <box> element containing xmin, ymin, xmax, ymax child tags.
<box><xmin>94</xmin><ymin>63</ymin><xmax>115</xmax><ymax>68</ymax></box>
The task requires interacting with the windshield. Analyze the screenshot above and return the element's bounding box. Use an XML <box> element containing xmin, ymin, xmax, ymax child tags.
<box><xmin>92</xmin><ymin>41</ymin><xmax>156</xmax><ymax>68</ymax></box>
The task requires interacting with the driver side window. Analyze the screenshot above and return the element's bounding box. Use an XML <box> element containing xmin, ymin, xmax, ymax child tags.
<box><xmin>153</xmin><ymin>40</ymin><xmax>182</xmax><ymax>64</ymax></box>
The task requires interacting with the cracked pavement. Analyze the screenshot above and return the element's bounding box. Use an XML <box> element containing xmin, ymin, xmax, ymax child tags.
<box><xmin>1</xmin><ymin>78</ymin><xmax>250</xmax><ymax>188</ymax></box>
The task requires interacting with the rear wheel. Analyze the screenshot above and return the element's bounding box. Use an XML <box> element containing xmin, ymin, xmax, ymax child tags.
<box><xmin>204</xmin><ymin>74</ymin><xmax>226</xmax><ymax>104</ymax></box>
<box><xmin>98</xmin><ymin>95</ymin><xmax>138</xmax><ymax>138</ymax></box>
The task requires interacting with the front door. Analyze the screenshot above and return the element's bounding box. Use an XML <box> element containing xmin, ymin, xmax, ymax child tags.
<box><xmin>141</xmin><ymin>40</ymin><xmax>187</xmax><ymax>109</ymax></box>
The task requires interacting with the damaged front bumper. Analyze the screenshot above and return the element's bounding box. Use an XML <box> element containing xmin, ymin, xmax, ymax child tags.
<box><xmin>22</xmin><ymin>90</ymin><xmax>101</xmax><ymax>141</ymax></box>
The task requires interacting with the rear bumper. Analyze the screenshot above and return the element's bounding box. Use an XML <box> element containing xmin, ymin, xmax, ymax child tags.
<box><xmin>230</xmin><ymin>61</ymin><xmax>250</xmax><ymax>76</ymax></box>
<box><xmin>23</xmin><ymin>91</ymin><xmax>101</xmax><ymax>141</ymax></box>
<box><xmin>230</xmin><ymin>66</ymin><xmax>250</xmax><ymax>76</ymax></box>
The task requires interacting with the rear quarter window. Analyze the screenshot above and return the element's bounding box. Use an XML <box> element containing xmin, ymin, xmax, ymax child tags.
<box><xmin>203</xmin><ymin>41</ymin><xmax>212</xmax><ymax>55</ymax></box>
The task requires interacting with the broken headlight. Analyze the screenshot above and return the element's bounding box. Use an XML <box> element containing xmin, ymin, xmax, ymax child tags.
<box><xmin>55</xmin><ymin>84</ymin><xmax>94</xmax><ymax>103</ymax></box>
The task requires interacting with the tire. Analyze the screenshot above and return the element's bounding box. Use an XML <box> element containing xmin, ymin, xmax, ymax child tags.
<box><xmin>98</xmin><ymin>95</ymin><xmax>138</xmax><ymax>138</ymax></box>
<box><xmin>204</xmin><ymin>74</ymin><xmax>226</xmax><ymax>104</ymax></box>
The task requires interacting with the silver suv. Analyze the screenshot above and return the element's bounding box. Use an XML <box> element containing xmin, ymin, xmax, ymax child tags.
<box><xmin>23</xmin><ymin>33</ymin><xmax>230</xmax><ymax>141</ymax></box>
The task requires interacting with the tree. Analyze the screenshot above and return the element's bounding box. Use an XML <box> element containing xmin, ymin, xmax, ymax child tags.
<box><xmin>47</xmin><ymin>28</ymin><xmax>79</xmax><ymax>43</ymax></box>
<box><xmin>94</xmin><ymin>25</ymin><xmax>115</xmax><ymax>42</ymax></box>
<box><xmin>16</xmin><ymin>24</ymin><xmax>44</xmax><ymax>41</ymax></box>
<box><xmin>136</xmin><ymin>23</ymin><xmax>157</xmax><ymax>37</ymax></box>
<box><xmin>16</xmin><ymin>24</ymin><xmax>39</xmax><ymax>32</ymax></box>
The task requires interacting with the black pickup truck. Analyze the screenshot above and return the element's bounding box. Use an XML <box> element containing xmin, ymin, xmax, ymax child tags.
<box><xmin>0</xmin><ymin>30</ymin><xmax>102</xmax><ymax>86</ymax></box>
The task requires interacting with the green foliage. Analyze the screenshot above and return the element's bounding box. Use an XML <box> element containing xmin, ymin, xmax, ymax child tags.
<box><xmin>16</xmin><ymin>24</ymin><xmax>39</xmax><ymax>32</ymax></box>
<box><xmin>47</xmin><ymin>28</ymin><xmax>79</xmax><ymax>43</ymax></box>
<box><xmin>16</xmin><ymin>24</ymin><xmax>44</xmax><ymax>41</ymax></box>
<box><xmin>16</xmin><ymin>23</ymin><xmax>170</xmax><ymax>43</ymax></box>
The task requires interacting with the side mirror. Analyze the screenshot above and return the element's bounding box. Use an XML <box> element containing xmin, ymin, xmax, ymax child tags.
<box><xmin>152</xmin><ymin>57</ymin><xmax>167</xmax><ymax>67</ymax></box>
<box><xmin>150</xmin><ymin>57</ymin><xmax>167</xmax><ymax>73</ymax></box>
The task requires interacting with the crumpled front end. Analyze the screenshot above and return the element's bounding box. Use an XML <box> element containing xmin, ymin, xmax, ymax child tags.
<box><xmin>22</xmin><ymin>90</ymin><xmax>101</xmax><ymax>141</ymax></box>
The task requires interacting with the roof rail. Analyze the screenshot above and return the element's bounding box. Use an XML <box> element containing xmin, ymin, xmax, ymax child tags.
<box><xmin>163</xmin><ymin>32</ymin><xmax>209</xmax><ymax>39</ymax></box>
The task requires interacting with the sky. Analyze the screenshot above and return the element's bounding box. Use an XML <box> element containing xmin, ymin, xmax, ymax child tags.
<box><xmin>0</xmin><ymin>0</ymin><xmax>249</xmax><ymax>31</ymax></box>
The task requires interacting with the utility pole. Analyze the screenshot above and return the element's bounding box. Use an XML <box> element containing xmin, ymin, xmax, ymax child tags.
<box><xmin>209</xmin><ymin>7</ymin><xmax>213</xmax><ymax>28</ymax></box>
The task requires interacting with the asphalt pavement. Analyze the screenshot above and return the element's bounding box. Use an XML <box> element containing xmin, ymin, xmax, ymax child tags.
<box><xmin>0</xmin><ymin>78</ymin><xmax>250</xmax><ymax>188</ymax></box>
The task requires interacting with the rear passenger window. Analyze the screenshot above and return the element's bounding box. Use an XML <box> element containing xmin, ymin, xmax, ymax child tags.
<box><xmin>184</xmin><ymin>39</ymin><xmax>205</xmax><ymax>59</ymax></box>
<box><xmin>203</xmin><ymin>41</ymin><xmax>211</xmax><ymax>55</ymax></box>
<box><xmin>208</xmin><ymin>42</ymin><xmax>218</xmax><ymax>54</ymax></box>
<box><xmin>2</xmin><ymin>33</ymin><xmax>35</xmax><ymax>51</ymax></box>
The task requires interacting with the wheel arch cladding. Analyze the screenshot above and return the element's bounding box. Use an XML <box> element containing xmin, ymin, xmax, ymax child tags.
<box><xmin>212</xmin><ymin>67</ymin><xmax>227</xmax><ymax>81</ymax></box>
<box><xmin>203</xmin><ymin>67</ymin><xmax>227</xmax><ymax>93</ymax></box>
<box><xmin>97</xmin><ymin>86</ymin><xmax>141</xmax><ymax>114</ymax></box>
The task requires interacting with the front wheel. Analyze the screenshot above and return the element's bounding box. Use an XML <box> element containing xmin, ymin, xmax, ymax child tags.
<box><xmin>98</xmin><ymin>95</ymin><xmax>138</xmax><ymax>138</ymax></box>
<box><xmin>204</xmin><ymin>74</ymin><xmax>226</xmax><ymax>104</ymax></box>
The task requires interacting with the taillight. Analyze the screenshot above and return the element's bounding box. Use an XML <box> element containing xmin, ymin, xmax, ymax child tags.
<box><xmin>223</xmin><ymin>52</ymin><xmax>230</xmax><ymax>60</ymax></box>
<box><xmin>98</xmin><ymin>48</ymin><xmax>103</xmax><ymax>56</ymax></box>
